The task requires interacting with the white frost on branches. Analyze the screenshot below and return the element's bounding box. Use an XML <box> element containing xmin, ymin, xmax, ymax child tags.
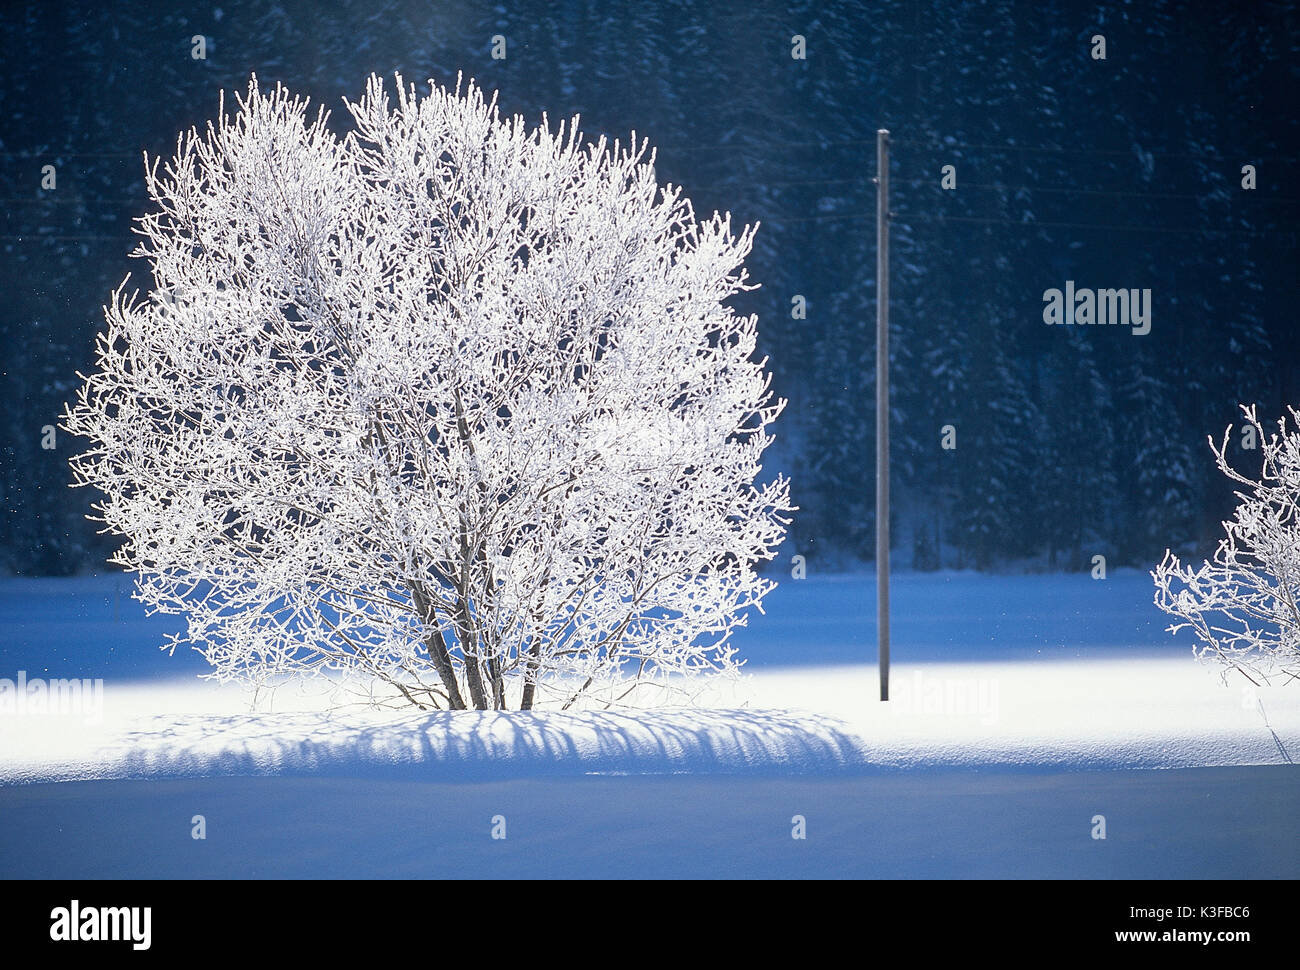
<box><xmin>1152</xmin><ymin>404</ymin><xmax>1300</xmax><ymax>685</ymax></box>
<box><xmin>63</xmin><ymin>74</ymin><xmax>793</xmax><ymax>711</ymax></box>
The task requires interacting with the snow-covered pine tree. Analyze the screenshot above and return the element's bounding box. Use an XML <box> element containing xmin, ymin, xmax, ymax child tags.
<box><xmin>947</xmin><ymin>312</ymin><xmax>1040</xmax><ymax>570</ymax></box>
<box><xmin>63</xmin><ymin>75</ymin><xmax>792</xmax><ymax>711</ymax></box>
<box><xmin>1152</xmin><ymin>405</ymin><xmax>1300</xmax><ymax>684</ymax></box>
<box><xmin>1035</xmin><ymin>330</ymin><xmax>1116</xmax><ymax>569</ymax></box>
<box><xmin>1114</xmin><ymin>357</ymin><xmax>1198</xmax><ymax>566</ymax></box>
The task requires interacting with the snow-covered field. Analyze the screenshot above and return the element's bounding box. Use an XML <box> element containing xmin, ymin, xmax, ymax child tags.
<box><xmin>2</xmin><ymin>569</ymin><xmax>1297</xmax><ymax>877</ymax></box>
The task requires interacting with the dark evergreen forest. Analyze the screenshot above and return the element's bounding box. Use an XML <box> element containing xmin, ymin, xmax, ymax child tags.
<box><xmin>1</xmin><ymin>0</ymin><xmax>1296</xmax><ymax>575</ymax></box>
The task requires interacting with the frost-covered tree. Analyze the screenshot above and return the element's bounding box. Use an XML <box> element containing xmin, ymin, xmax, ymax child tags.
<box><xmin>63</xmin><ymin>75</ymin><xmax>792</xmax><ymax>710</ymax></box>
<box><xmin>1152</xmin><ymin>405</ymin><xmax>1300</xmax><ymax>685</ymax></box>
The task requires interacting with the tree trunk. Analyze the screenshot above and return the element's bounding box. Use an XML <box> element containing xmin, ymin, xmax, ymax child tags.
<box><xmin>425</xmin><ymin>625</ymin><xmax>467</xmax><ymax>710</ymax></box>
<box><xmin>409</xmin><ymin>582</ymin><xmax>468</xmax><ymax>710</ymax></box>
<box><xmin>456</xmin><ymin>594</ymin><xmax>491</xmax><ymax>710</ymax></box>
<box><xmin>520</xmin><ymin>639</ymin><xmax>541</xmax><ymax>710</ymax></box>
<box><xmin>487</xmin><ymin>654</ymin><xmax>506</xmax><ymax>709</ymax></box>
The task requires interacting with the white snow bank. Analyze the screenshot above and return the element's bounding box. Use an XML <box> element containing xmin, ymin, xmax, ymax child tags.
<box><xmin>725</xmin><ymin>658</ymin><xmax>1300</xmax><ymax>771</ymax></box>
<box><xmin>2</xmin><ymin>657</ymin><xmax>1295</xmax><ymax>785</ymax></box>
<box><xmin>0</xmin><ymin>706</ymin><xmax>868</xmax><ymax>785</ymax></box>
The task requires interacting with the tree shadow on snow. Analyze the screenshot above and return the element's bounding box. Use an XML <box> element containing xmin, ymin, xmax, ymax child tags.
<box><xmin>110</xmin><ymin>708</ymin><xmax>873</xmax><ymax>782</ymax></box>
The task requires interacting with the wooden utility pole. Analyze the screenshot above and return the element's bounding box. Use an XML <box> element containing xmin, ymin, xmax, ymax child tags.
<box><xmin>876</xmin><ymin>129</ymin><xmax>890</xmax><ymax>702</ymax></box>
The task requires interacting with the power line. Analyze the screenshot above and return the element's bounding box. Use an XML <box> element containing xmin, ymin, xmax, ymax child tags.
<box><xmin>6</xmin><ymin>176</ymin><xmax>1283</xmax><ymax>209</ymax></box>
<box><xmin>0</xmin><ymin>151</ymin><xmax>138</xmax><ymax>159</ymax></box>
<box><xmin>929</xmin><ymin>182</ymin><xmax>1299</xmax><ymax>204</ymax></box>
<box><xmin>685</xmin><ymin>176</ymin><xmax>1299</xmax><ymax>205</ymax></box>
<box><xmin>4</xmin><ymin>210</ymin><xmax>1296</xmax><ymax>242</ymax></box>
<box><xmin>753</xmin><ymin>210</ymin><xmax>1298</xmax><ymax>238</ymax></box>
<box><xmin>656</xmin><ymin>134</ymin><xmax>1295</xmax><ymax>163</ymax></box>
<box><xmin>4</xmin><ymin>131</ymin><xmax>1295</xmax><ymax>163</ymax></box>
<box><xmin>0</xmin><ymin>235</ymin><xmax>130</xmax><ymax>242</ymax></box>
<box><xmin>680</xmin><ymin>175</ymin><xmax>871</xmax><ymax>191</ymax></box>
<box><xmin>901</xmin><ymin>212</ymin><xmax>1297</xmax><ymax>237</ymax></box>
<box><xmin>890</xmin><ymin>137</ymin><xmax>1244</xmax><ymax>161</ymax></box>
<box><xmin>0</xmin><ymin>198</ymin><xmax>143</xmax><ymax>204</ymax></box>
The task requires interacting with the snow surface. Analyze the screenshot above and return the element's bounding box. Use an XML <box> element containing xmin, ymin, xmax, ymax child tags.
<box><xmin>5</xmin><ymin>768</ymin><xmax>1297</xmax><ymax>878</ymax></box>
<box><xmin>1</xmin><ymin>656</ymin><xmax>1296</xmax><ymax>786</ymax></box>
<box><xmin>3</xmin><ymin>570</ymin><xmax>1297</xmax><ymax>877</ymax></box>
<box><xmin>2</xmin><ymin>569</ymin><xmax>1297</xmax><ymax>783</ymax></box>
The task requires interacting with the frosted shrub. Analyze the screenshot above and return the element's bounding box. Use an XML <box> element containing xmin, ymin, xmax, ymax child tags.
<box><xmin>1153</xmin><ymin>404</ymin><xmax>1300</xmax><ymax>685</ymax></box>
<box><xmin>64</xmin><ymin>75</ymin><xmax>792</xmax><ymax>710</ymax></box>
